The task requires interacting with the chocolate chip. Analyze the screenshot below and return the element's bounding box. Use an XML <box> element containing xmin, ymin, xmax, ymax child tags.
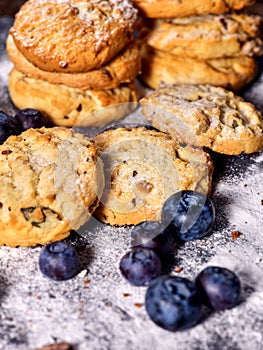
<box><xmin>232</xmin><ymin>119</ymin><xmax>238</xmax><ymax>128</ymax></box>
<box><xmin>1</xmin><ymin>150</ymin><xmax>12</xmax><ymax>155</ymax></box>
<box><xmin>219</xmin><ymin>17</ymin><xmax>228</xmax><ymax>30</ymax></box>
<box><xmin>76</xmin><ymin>104</ymin><xmax>82</xmax><ymax>112</ymax></box>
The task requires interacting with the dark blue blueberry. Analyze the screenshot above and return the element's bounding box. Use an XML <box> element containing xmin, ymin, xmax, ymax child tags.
<box><xmin>15</xmin><ymin>108</ymin><xmax>47</xmax><ymax>131</ymax></box>
<box><xmin>195</xmin><ymin>266</ymin><xmax>241</xmax><ymax>311</ymax></box>
<box><xmin>0</xmin><ymin>111</ymin><xmax>22</xmax><ymax>144</ymax></box>
<box><xmin>131</xmin><ymin>221</ymin><xmax>171</xmax><ymax>255</ymax></box>
<box><xmin>119</xmin><ymin>247</ymin><xmax>162</xmax><ymax>286</ymax></box>
<box><xmin>161</xmin><ymin>190</ymin><xmax>215</xmax><ymax>241</ymax></box>
<box><xmin>145</xmin><ymin>275</ymin><xmax>203</xmax><ymax>331</ymax></box>
<box><xmin>39</xmin><ymin>241</ymin><xmax>79</xmax><ymax>281</ymax></box>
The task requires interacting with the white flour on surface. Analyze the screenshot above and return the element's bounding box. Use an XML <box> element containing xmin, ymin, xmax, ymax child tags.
<box><xmin>1</xmin><ymin>15</ymin><xmax>263</xmax><ymax>350</ymax></box>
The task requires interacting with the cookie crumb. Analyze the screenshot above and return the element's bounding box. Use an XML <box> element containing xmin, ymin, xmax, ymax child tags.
<box><xmin>174</xmin><ymin>267</ymin><xmax>183</xmax><ymax>273</ymax></box>
<box><xmin>231</xmin><ymin>231</ymin><xmax>243</xmax><ymax>240</ymax></box>
<box><xmin>77</xmin><ymin>269</ymin><xmax>87</xmax><ymax>278</ymax></box>
<box><xmin>134</xmin><ymin>303</ymin><xmax>143</xmax><ymax>308</ymax></box>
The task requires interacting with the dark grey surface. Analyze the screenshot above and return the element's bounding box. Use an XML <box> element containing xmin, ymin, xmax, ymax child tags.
<box><xmin>1</xmin><ymin>17</ymin><xmax>263</xmax><ymax>350</ymax></box>
<box><xmin>0</xmin><ymin>1</ymin><xmax>26</xmax><ymax>17</ymax></box>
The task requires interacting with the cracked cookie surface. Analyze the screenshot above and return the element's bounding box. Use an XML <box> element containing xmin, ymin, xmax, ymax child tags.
<box><xmin>141</xmin><ymin>84</ymin><xmax>263</xmax><ymax>155</ymax></box>
<box><xmin>93</xmin><ymin>126</ymin><xmax>213</xmax><ymax>226</ymax></box>
<box><xmin>0</xmin><ymin>127</ymin><xmax>102</xmax><ymax>247</ymax></box>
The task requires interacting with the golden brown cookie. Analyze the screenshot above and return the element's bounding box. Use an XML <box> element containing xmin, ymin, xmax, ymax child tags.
<box><xmin>8</xmin><ymin>68</ymin><xmax>139</xmax><ymax>127</ymax></box>
<box><xmin>132</xmin><ymin>0</ymin><xmax>255</xmax><ymax>18</ymax></box>
<box><xmin>0</xmin><ymin>127</ymin><xmax>103</xmax><ymax>247</ymax></box>
<box><xmin>93</xmin><ymin>126</ymin><xmax>213</xmax><ymax>226</ymax></box>
<box><xmin>140</xmin><ymin>13</ymin><xmax>263</xmax><ymax>59</ymax></box>
<box><xmin>6</xmin><ymin>35</ymin><xmax>141</xmax><ymax>90</ymax></box>
<box><xmin>10</xmin><ymin>0</ymin><xmax>138</xmax><ymax>73</ymax></box>
<box><xmin>140</xmin><ymin>84</ymin><xmax>263</xmax><ymax>155</ymax></box>
<box><xmin>140</xmin><ymin>45</ymin><xmax>258</xmax><ymax>91</ymax></box>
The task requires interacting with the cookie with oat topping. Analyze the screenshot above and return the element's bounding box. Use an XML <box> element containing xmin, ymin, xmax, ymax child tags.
<box><xmin>93</xmin><ymin>126</ymin><xmax>213</xmax><ymax>226</ymax></box>
<box><xmin>8</xmin><ymin>68</ymin><xmax>139</xmax><ymax>127</ymax></box>
<box><xmin>0</xmin><ymin>127</ymin><xmax>103</xmax><ymax>247</ymax></box>
<box><xmin>140</xmin><ymin>13</ymin><xmax>263</xmax><ymax>60</ymax></box>
<box><xmin>141</xmin><ymin>84</ymin><xmax>263</xmax><ymax>155</ymax></box>
<box><xmin>7</xmin><ymin>35</ymin><xmax>141</xmax><ymax>90</ymax></box>
<box><xmin>139</xmin><ymin>45</ymin><xmax>258</xmax><ymax>91</ymax></box>
<box><xmin>10</xmin><ymin>0</ymin><xmax>138</xmax><ymax>73</ymax></box>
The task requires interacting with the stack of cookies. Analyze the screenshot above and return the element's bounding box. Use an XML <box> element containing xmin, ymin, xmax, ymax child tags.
<box><xmin>134</xmin><ymin>0</ymin><xmax>263</xmax><ymax>90</ymax></box>
<box><xmin>7</xmin><ymin>0</ymin><xmax>141</xmax><ymax>127</ymax></box>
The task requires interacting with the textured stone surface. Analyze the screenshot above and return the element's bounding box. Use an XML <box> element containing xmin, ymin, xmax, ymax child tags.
<box><xmin>1</xmin><ymin>16</ymin><xmax>263</xmax><ymax>350</ymax></box>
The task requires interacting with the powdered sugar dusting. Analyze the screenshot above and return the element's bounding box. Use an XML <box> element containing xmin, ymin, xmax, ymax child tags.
<box><xmin>1</xmin><ymin>14</ymin><xmax>263</xmax><ymax>350</ymax></box>
<box><xmin>11</xmin><ymin>0</ymin><xmax>138</xmax><ymax>73</ymax></box>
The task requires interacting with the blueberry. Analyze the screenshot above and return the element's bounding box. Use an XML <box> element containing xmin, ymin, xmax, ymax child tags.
<box><xmin>195</xmin><ymin>266</ymin><xmax>241</xmax><ymax>311</ymax></box>
<box><xmin>161</xmin><ymin>190</ymin><xmax>215</xmax><ymax>241</ymax></box>
<box><xmin>119</xmin><ymin>247</ymin><xmax>162</xmax><ymax>286</ymax></box>
<box><xmin>0</xmin><ymin>111</ymin><xmax>22</xmax><ymax>144</ymax></box>
<box><xmin>15</xmin><ymin>108</ymin><xmax>47</xmax><ymax>131</ymax></box>
<box><xmin>39</xmin><ymin>242</ymin><xmax>79</xmax><ymax>281</ymax></box>
<box><xmin>131</xmin><ymin>221</ymin><xmax>171</xmax><ymax>255</ymax></box>
<box><xmin>145</xmin><ymin>275</ymin><xmax>203</xmax><ymax>331</ymax></box>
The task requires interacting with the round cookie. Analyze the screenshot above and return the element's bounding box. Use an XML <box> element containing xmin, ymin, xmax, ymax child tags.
<box><xmin>132</xmin><ymin>0</ymin><xmax>255</xmax><ymax>18</ymax></box>
<box><xmin>140</xmin><ymin>45</ymin><xmax>258</xmax><ymax>91</ymax></box>
<box><xmin>10</xmin><ymin>0</ymin><xmax>138</xmax><ymax>73</ymax></box>
<box><xmin>7</xmin><ymin>35</ymin><xmax>141</xmax><ymax>90</ymax></box>
<box><xmin>140</xmin><ymin>84</ymin><xmax>263</xmax><ymax>155</ymax></box>
<box><xmin>8</xmin><ymin>68</ymin><xmax>139</xmax><ymax>127</ymax></box>
<box><xmin>141</xmin><ymin>13</ymin><xmax>263</xmax><ymax>59</ymax></box>
<box><xmin>0</xmin><ymin>127</ymin><xmax>103</xmax><ymax>247</ymax></box>
<box><xmin>93</xmin><ymin>126</ymin><xmax>213</xmax><ymax>226</ymax></box>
